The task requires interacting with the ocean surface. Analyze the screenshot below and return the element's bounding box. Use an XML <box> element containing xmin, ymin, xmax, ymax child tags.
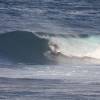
<box><xmin>0</xmin><ymin>0</ymin><xmax>100</xmax><ymax>99</ymax></box>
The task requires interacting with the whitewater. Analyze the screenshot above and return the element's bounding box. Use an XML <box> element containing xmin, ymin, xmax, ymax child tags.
<box><xmin>48</xmin><ymin>35</ymin><xmax>100</xmax><ymax>58</ymax></box>
<box><xmin>0</xmin><ymin>0</ymin><xmax>100</xmax><ymax>100</ymax></box>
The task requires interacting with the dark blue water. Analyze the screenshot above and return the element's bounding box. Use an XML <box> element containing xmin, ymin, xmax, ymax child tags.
<box><xmin>0</xmin><ymin>0</ymin><xmax>100</xmax><ymax>34</ymax></box>
<box><xmin>0</xmin><ymin>0</ymin><xmax>100</xmax><ymax>100</ymax></box>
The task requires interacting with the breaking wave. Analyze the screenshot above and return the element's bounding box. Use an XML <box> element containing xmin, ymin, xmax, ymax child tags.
<box><xmin>0</xmin><ymin>31</ymin><xmax>100</xmax><ymax>65</ymax></box>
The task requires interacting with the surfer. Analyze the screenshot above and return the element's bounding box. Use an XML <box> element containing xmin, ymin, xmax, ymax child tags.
<box><xmin>49</xmin><ymin>43</ymin><xmax>61</xmax><ymax>55</ymax></box>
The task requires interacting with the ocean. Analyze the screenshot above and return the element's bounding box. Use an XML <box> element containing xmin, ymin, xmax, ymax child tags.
<box><xmin>0</xmin><ymin>0</ymin><xmax>100</xmax><ymax>99</ymax></box>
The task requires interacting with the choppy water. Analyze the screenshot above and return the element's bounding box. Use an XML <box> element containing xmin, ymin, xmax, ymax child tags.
<box><xmin>0</xmin><ymin>0</ymin><xmax>100</xmax><ymax>34</ymax></box>
<box><xmin>0</xmin><ymin>64</ymin><xmax>100</xmax><ymax>100</ymax></box>
<box><xmin>0</xmin><ymin>78</ymin><xmax>100</xmax><ymax>100</ymax></box>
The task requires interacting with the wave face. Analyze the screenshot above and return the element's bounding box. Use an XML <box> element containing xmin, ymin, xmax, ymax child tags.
<box><xmin>0</xmin><ymin>31</ymin><xmax>100</xmax><ymax>65</ymax></box>
<box><xmin>0</xmin><ymin>31</ymin><xmax>52</xmax><ymax>65</ymax></box>
<box><xmin>0</xmin><ymin>0</ymin><xmax>100</xmax><ymax>34</ymax></box>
